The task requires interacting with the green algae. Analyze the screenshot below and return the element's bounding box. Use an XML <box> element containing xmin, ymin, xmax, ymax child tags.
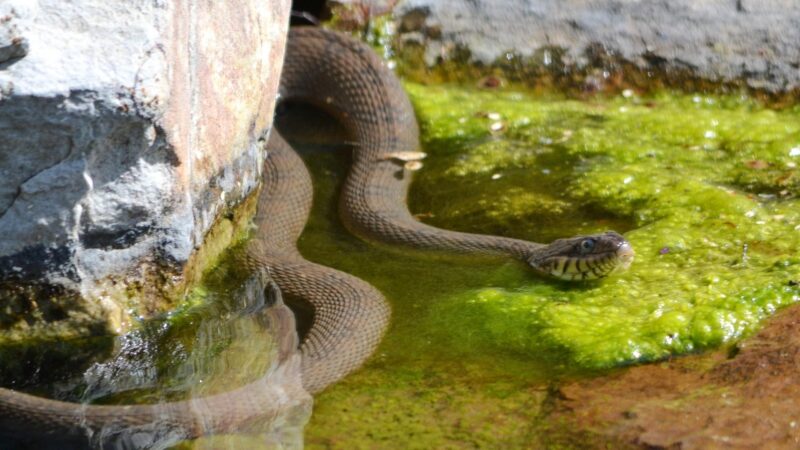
<box><xmin>293</xmin><ymin>85</ymin><xmax>800</xmax><ymax>447</ymax></box>
<box><xmin>289</xmin><ymin>140</ymin><xmax>562</xmax><ymax>449</ymax></box>
<box><xmin>406</xmin><ymin>84</ymin><xmax>800</xmax><ymax>368</ymax></box>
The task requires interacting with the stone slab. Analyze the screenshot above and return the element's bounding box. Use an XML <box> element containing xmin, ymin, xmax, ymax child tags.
<box><xmin>392</xmin><ymin>0</ymin><xmax>800</xmax><ymax>93</ymax></box>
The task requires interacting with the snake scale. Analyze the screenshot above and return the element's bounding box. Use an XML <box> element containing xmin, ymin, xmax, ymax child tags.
<box><xmin>0</xmin><ymin>27</ymin><xmax>633</xmax><ymax>446</ymax></box>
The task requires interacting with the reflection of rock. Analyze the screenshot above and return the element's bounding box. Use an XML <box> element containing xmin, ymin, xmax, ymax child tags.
<box><xmin>390</xmin><ymin>0</ymin><xmax>800</xmax><ymax>93</ymax></box>
<box><xmin>1</xmin><ymin>274</ymin><xmax>312</xmax><ymax>449</ymax></box>
<box><xmin>551</xmin><ymin>302</ymin><xmax>800</xmax><ymax>449</ymax></box>
<box><xmin>0</xmin><ymin>1</ymin><xmax>291</xmax><ymax>340</ymax></box>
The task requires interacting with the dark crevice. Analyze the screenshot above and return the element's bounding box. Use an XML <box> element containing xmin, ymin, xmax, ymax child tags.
<box><xmin>0</xmin><ymin>136</ymin><xmax>75</xmax><ymax>221</ymax></box>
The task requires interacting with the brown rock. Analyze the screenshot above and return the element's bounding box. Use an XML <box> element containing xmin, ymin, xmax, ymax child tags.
<box><xmin>552</xmin><ymin>304</ymin><xmax>800</xmax><ymax>449</ymax></box>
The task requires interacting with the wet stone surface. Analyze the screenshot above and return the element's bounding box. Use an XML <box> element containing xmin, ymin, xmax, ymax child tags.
<box><xmin>551</xmin><ymin>302</ymin><xmax>800</xmax><ymax>449</ymax></box>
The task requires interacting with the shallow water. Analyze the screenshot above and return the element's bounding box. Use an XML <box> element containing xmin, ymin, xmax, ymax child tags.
<box><xmin>291</xmin><ymin>139</ymin><xmax>582</xmax><ymax>449</ymax></box>
<box><xmin>3</xmin><ymin>85</ymin><xmax>800</xmax><ymax>448</ymax></box>
<box><xmin>295</xmin><ymin>85</ymin><xmax>800</xmax><ymax>447</ymax></box>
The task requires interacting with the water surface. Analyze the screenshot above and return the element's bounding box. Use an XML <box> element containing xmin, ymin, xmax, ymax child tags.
<box><xmin>4</xmin><ymin>85</ymin><xmax>799</xmax><ymax>449</ymax></box>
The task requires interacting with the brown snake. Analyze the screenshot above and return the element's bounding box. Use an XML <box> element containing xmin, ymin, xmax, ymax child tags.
<box><xmin>0</xmin><ymin>27</ymin><xmax>633</xmax><ymax>447</ymax></box>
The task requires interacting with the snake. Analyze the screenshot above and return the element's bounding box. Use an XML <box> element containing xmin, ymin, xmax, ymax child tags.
<box><xmin>0</xmin><ymin>26</ymin><xmax>634</xmax><ymax>446</ymax></box>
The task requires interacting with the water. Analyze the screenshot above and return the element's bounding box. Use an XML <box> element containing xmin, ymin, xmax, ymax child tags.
<box><xmin>276</xmin><ymin>105</ymin><xmax>614</xmax><ymax>448</ymax></box>
<box><xmin>2</xmin><ymin>85</ymin><xmax>799</xmax><ymax>448</ymax></box>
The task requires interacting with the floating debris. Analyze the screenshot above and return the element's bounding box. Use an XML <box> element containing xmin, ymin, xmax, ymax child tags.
<box><xmin>404</xmin><ymin>160</ymin><xmax>424</xmax><ymax>171</ymax></box>
<box><xmin>413</xmin><ymin>212</ymin><xmax>435</xmax><ymax>220</ymax></box>
<box><xmin>478</xmin><ymin>76</ymin><xmax>503</xmax><ymax>89</ymax></box>
<box><xmin>554</xmin><ymin>129</ymin><xmax>574</xmax><ymax>143</ymax></box>
<box><xmin>489</xmin><ymin>121</ymin><xmax>505</xmax><ymax>133</ymax></box>
<box><xmin>381</xmin><ymin>151</ymin><xmax>427</xmax><ymax>162</ymax></box>
<box><xmin>746</xmin><ymin>160</ymin><xmax>769</xmax><ymax>169</ymax></box>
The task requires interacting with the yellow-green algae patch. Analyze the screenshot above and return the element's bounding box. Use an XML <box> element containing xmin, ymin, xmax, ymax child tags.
<box><xmin>407</xmin><ymin>83</ymin><xmax>800</xmax><ymax>368</ymax></box>
<box><xmin>289</xmin><ymin>85</ymin><xmax>800</xmax><ymax>447</ymax></box>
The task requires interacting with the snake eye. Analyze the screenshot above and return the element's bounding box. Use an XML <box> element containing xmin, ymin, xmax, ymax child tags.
<box><xmin>579</xmin><ymin>238</ymin><xmax>596</xmax><ymax>254</ymax></box>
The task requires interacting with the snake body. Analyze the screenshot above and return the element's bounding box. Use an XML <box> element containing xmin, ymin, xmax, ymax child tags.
<box><xmin>0</xmin><ymin>27</ymin><xmax>633</xmax><ymax>446</ymax></box>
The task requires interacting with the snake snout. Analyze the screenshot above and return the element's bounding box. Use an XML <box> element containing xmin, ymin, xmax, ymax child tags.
<box><xmin>529</xmin><ymin>231</ymin><xmax>634</xmax><ymax>281</ymax></box>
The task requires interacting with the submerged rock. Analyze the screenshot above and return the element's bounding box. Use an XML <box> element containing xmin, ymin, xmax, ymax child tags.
<box><xmin>0</xmin><ymin>1</ymin><xmax>291</xmax><ymax>340</ymax></box>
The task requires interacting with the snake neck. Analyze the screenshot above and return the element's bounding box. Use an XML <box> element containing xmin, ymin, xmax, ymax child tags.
<box><xmin>339</xmin><ymin>162</ymin><xmax>546</xmax><ymax>263</ymax></box>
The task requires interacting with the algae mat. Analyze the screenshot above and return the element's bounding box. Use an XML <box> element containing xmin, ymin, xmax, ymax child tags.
<box><xmin>298</xmin><ymin>85</ymin><xmax>800</xmax><ymax>448</ymax></box>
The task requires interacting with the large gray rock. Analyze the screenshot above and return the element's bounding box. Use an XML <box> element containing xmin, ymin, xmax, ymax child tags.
<box><xmin>0</xmin><ymin>0</ymin><xmax>291</xmax><ymax>338</ymax></box>
<box><xmin>393</xmin><ymin>0</ymin><xmax>800</xmax><ymax>93</ymax></box>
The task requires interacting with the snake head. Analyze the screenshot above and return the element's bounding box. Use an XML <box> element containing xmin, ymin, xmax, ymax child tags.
<box><xmin>527</xmin><ymin>231</ymin><xmax>634</xmax><ymax>281</ymax></box>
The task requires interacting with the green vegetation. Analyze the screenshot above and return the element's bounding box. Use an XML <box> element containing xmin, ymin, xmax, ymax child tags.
<box><xmin>301</xmin><ymin>85</ymin><xmax>800</xmax><ymax>447</ymax></box>
<box><xmin>406</xmin><ymin>84</ymin><xmax>800</xmax><ymax>368</ymax></box>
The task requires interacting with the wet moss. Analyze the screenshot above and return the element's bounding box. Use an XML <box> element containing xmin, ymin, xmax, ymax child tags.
<box><xmin>406</xmin><ymin>84</ymin><xmax>800</xmax><ymax>368</ymax></box>
<box><xmin>299</xmin><ymin>84</ymin><xmax>800</xmax><ymax>446</ymax></box>
<box><xmin>126</xmin><ymin>184</ymin><xmax>263</xmax><ymax>318</ymax></box>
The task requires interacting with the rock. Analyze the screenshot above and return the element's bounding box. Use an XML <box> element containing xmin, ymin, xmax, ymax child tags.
<box><xmin>391</xmin><ymin>0</ymin><xmax>800</xmax><ymax>94</ymax></box>
<box><xmin>550</xmin><ymin>303</ymin><xmax>800</xmax><ymax>449</ymax></box>
<box><xmin>0</xmin><ymin>1</ymin><xmax>291</xmax><ymax>340</ymax></box>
